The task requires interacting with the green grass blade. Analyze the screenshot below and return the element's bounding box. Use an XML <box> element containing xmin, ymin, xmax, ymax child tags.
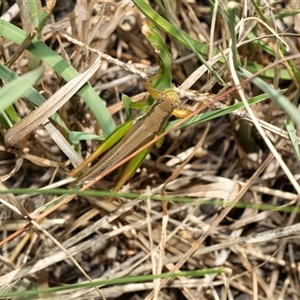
<box><xmin>284</xmin><ymin>120</ymin><xmax>300</xmax><ymax>166</ymax></box>
<box><xmin>133</xmin><ymin>1</ymin><xmax>293</xmax><ymax>82</ymax></box>
<box><xmin>0</xmin><ymin>65</ymin><xmax>44</xmax><ymax>111</ymax></box>
<box><xmin>143</xmin><ymin>20</ymin><xmax>172</xmax><ymax>89</ymax></box>
<box><xmin>0</xmin><ymin>106</ymin><xmax>18</xmax><ymax>129</ymax></box>
<box><xmin>113</xmin><ymin>147</ymin><xmax>150</xmax><ymax>193</ymax></box>
<box><xmin>0</xmin><ymin>268</ymin><xmax>223</xmax><ymax>297</ymax></box>
<box><xmin>122</xmin><ymin>94</ymin><xmax>132</xmax><ymax>121</ymax></box>
<box><xmin>167</xmin><ymin>92</ymin><xmax>276</xmax><ymax>129</ymax></box>
<box><xmin>133</xmin><ymin>0</ymin><xmax>223</xmax><ymax>84</ymax></box>
<box><xmin>239</xmin><ymin>67</ymin><xmax>300</xmax><ymax>126</ymax></box>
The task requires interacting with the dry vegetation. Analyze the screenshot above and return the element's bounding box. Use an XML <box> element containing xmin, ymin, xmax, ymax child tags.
<box><xmin>1</xmin><ymin>1</ymin><xmax>300</xmax><ymax>299</ymax></box>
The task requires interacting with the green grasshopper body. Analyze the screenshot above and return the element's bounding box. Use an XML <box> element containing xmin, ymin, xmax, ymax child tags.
<box><xmin>73</xmin><ymin>89</ymin><xmax>180</xmax><ymax>186</ymax></box>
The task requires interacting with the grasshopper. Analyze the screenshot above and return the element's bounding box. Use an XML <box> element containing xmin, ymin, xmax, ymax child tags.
<box><xmin>69</xmin><ymin>87</ymin><xmax>189</xmax><ymax>192</ymax></box>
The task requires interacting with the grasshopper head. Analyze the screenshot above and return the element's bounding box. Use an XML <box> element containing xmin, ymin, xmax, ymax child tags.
<box><xmin>157</xmin><ymin>88</ymin><xmax>180</xmax><ymax>113</ymax></box>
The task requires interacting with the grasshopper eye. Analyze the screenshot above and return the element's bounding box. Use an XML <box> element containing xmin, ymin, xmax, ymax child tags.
<box><xmin>171</xmin><ymin>101</ymin><xmax>179</xmax><ymax>108</ymax></box>
<box><xmin>158</xmin><ymin>95</ymin><xmax>167</xmax><ymax>105</ymax></box>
